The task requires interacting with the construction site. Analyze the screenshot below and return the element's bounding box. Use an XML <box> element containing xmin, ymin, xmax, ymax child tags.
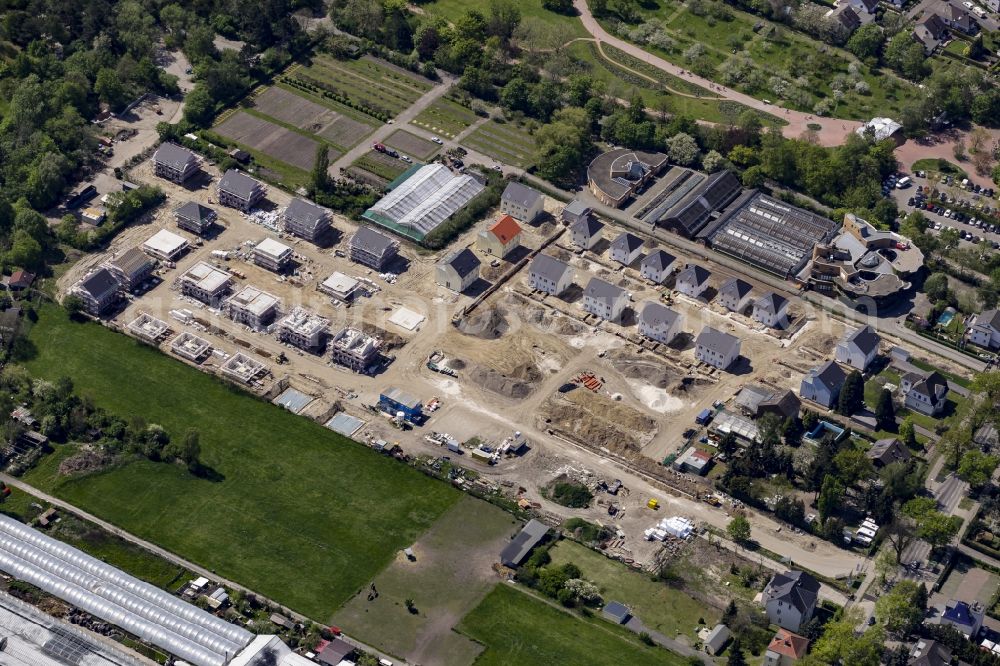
<box><xmin>57</xmin><ymin>151</ymin><xmax>976</xmax><ymax>582</ymax></box>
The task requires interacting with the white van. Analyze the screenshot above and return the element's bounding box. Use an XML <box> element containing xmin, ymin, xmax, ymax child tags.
<box><xmin>896</xmin><ymin>176</ymin><xmax>911</xmax><ymax>189</ymax></box>
<box><xmin>974</xmin><ymin>6</ymin><xmax>987</xmax><ymax>17</ymax></box>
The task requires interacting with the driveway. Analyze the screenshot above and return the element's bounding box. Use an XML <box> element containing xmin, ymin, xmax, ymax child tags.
<box><xmin>572</xmin><ymin>0</ymin><xmax>863</xmax><ymax>146</ymax></box>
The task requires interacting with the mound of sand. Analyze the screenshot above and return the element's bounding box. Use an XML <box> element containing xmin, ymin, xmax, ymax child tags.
<box><xmin>614</xmin><ymin>355</ymin><xmax>677</xmax><ymax>389</ymax></box>
<box><xmin>468</xmin><ymin>363</ymin><xmax>541</xmax><ymax>399</ymax></box>
<box><xmin>458</xmin><ymin>307</ymin><xmax>509</xmax><ymax>340</ymax></box>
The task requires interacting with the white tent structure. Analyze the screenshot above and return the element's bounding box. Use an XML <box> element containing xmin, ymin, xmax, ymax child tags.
<box><xmin>368</xmin><ymin>163</ymin><xmax>484</xmax><ymax>237</ymax></box>
<box><xmin>0</xmin><ymin>515</ymin><xmax>253</xmax><ymax>666</ymax></box>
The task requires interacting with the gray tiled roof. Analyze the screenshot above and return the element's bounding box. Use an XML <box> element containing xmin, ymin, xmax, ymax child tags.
<box><xmin>501</xmin><ymin>181</ymin><xmax>542</xmax><ymax>209</ymax></box>
<box><xmin>530</xmin><ymin>254</ymin><xmax>573</xmax><ymax>283</ymax></box>
<box><xmin>571</xmin><ymin>217</ymin><xmax>604</xmax><ymax>238</ymax></box>
<box><xmin>78</xmin><ymin>268</ymin><xmax>119</xmax><ymax>299</ymax></box>
<box><xmin>755</xmin><ymin>292</ymin><xmax>788</xmax><ymax>315</ymax></box>
<box><xmin>611</xmin><ymin>232</ymin><xmax>643</xmax><ymax>254</ymax></box>
<box><xmin>639</xmin><ymin>301</ymin><xmax>679</xmax><ymax>329</ymax></box>
<box><xmin>153</xmin><ymin>143</ymin><xmax>196</xmax><ymax>170</ymax></box>
<box><xmin>174</xmin><ymin>201</ymin><xmax>216</xmax><ymax>224</ymax></box>
<box><xmin>977</xmin><ymin>309</ymin><xmax>1000</xmax><ymax>331</ymax></box>
<box><xmin>584</xmin><ymin>276</ymin><xmax>625</xmax><ymax>301</ymax></box>
<box><xmin>719</xmin><ymin>277</ymin><xmax>753</xmax><ymax>301</ymax></box>
<box><xmin>641</xmin><ymin>249</ymin><xmax>676</xmax><ymax>272</ymax></box>
<box><xmin>697</xmin><ymin>326</ymin><xmax>740</xmax><ymax>357</ymax></box>
<box><xmin>285</xmin><ymin>198</ymin><xmax>329</xmax><ymax>225</ymax></box>
<box><xmin>441</xmin><ymin>247</ymin><xmax>481</xmax><ymax>278</ymax></box>
<box><xmin>563</xmin><ymin>198</ymin><xmax>592</xmax><ymax>217</ymax></box>
<box><xmin>677</xmin><ymin>264</ymin><xmax>711</xmax><ymax>287</ymax></box>
<box><xmin>812</xmin><ymin>360</ymin><xmax>848</xmax><ymax>390</ymax></box>
<box><xmin>351</xmin><ymin>226</ymin><xmax>398</xmax><ymax>255</ymax></box>
<box><xmin>845</xmin><ymin>325</ymin><xmax>880</xmax><ymax>355</ymax></box>
<box><xmin>218</xmin><ymin>169</ymin><xmax>262</xmax><ymax>200</ymax></box>
<box><xmin>764</xmin><ymin>571</ymin><xmax>819</xmax><ymax>615</ymax></box>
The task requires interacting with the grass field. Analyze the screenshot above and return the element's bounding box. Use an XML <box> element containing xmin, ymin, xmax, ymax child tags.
<box><xmin>457</xmin><ymin>584</ymin><xmax>687</xmax><ymax>666</ymax></box>
<box><xmin>332</xmin><ymin>496</ymin><xmax>519</xmax><ymax>666</ymax></box>
<box><xmin>419</xmin><ymin>0</ymin><xmax>589</xmax><ymax>39</ymax></box>
<box><xmin>463</xmin><ymin>121</ymin><xmax>538</xmax><ymax>169</ymax></box>
<box><xmin>411</xmin><ymin>98</ymin><xmax>479</xmax><ymax>139</ymax></box>
<box><xmin>548</xmin><ymin>540</ymin><xmax>719</xmax><ymax>641</ymax></box>
<box><xmin>20</xmin><ymin>305</ymin><xmax>460</xmax><ymax>620</ymax></box>
<box><xmin>1</xmin><ymin>491</ymin><xmax>194</xmax><ymax>590</ymax></box>
<box><xmin>384</xmin><ymin>130</ymin><xmax>440</xmax><ymax>161</ymax></box>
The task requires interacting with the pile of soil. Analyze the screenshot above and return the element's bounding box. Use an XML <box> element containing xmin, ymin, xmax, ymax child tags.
<box><xmin>543</xmin><ymin>390</ymin><xmax>657</xmax><ymax>453</ymax></box>
<box><xmin>614</xmin><ymin>355</ymin><xmax>678</xmax><ymax>389</ymax></box>
<box><xmin>361</xmin><ymin>323</ymin><xmax>406</xmax><ymax>351</ymax></box>
<box><xmin>468</xmin><ymin>362</ymin><xmax>541</xmax><ymax>399</ymax></box>
<box><xmin>458</xmin><ymin>307</ymin><xmax>509</xmax><ymax>340</ymax></box>
<box><xmin>445</xmin><ymin>358</ymin><xmax>466</xmax><ymax>370</ymax></box>
<box><xmin>58</xmin><ymin>450</ymin><xmax>114</xmax><ymax>476</ymax></box>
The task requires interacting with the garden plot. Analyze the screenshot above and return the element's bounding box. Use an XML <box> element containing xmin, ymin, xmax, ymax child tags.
<box><xmin>384</xmin><ymin>130</ymin><xmax>439</xmax><ymax>160</ymax></box>
<box><xmin>215</xmin><ymin>111</ymin><xmax>330</xmax><ymax>171</ymax></box>
<box><xmin>297</xmin><ymin>56</ymin><xmax>428</xmax><ymax>118</ymax></box>
<box><xmin>463</xmin><ymin>122</ymin><xmax>537</xmax><ymax>169</ymax></box>
<box><xmin>351</xmin><ymin>150</ymin><xmax>408</xmax><ymax>183</ymax></box>
<box><xmin>411</xmin><ymin>98</ymin><xmax>479</xmax><ymax>139</ymax></box>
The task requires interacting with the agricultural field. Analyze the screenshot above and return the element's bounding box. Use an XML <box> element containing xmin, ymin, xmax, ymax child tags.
<box><xmin>411</xmin><ymin>97</ymin><xmax>480</xmax><ymax>139</ymax></box>
<box><xmin>291</xmin><ymin>54</ymin><xmax>433</xmax><ymax>118</ymax></box>
<box><xmin>331</xmin><ymin>496</ymin><xmax>519</xmax><ymax>666</ymax></box>
<box><xmin>350</xmin><ymin>150</ymin><xmax>408</xmax><ymax>187</ymax></box>
<box><xmin>463</xmin><ymin>120</ymin><xmax>538</xmax><ymax>169</ymax></box>
<box><xmin>547</xmin><ymin>540</ymin><xmax>720</xmax><ymax>641</ymax></box>
<box><xmin>456</xmin><ymin>584</ymin><xmax>686</xmax><ymax>666</ymax></box>
<box><xmin>384</xmin><ymin>130</ymin><xmax>440</xmax><ymax>161</ymax></box>
<box><xmin>215</xmin><ymin>111</ymin><xmax>330</xmax><ymax>172</ymax></box>
<box><xmin>252</xmin><ymin>85</ymin><xmax>374</xmax><ymax>151</ymax></box>
<box><xmin>20</xmin><ymin>305</ymin><xmax>460</xmax><ymax>620</ymax></box>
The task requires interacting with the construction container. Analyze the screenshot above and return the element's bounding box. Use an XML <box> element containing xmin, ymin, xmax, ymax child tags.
<box><xmin>647</xmin><ymin>499</ymin><xmax>659</xmax><ymax>510</ymax></box>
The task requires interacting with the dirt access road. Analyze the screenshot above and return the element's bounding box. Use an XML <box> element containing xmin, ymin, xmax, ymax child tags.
<box><xmin>573</xmin><ymin>0</ymin><xmax>863</xmax><ymax>146</ymax></box>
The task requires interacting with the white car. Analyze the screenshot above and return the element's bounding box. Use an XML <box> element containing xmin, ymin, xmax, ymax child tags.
<box><xmin>400</xmin><ymin>155</ymin><xmax>412</xmax><ymax>163</ymax></box>
<box><xmin>964</xmin><ymin>1</ymin><xmax>974</xmax><ymax>8</ymax></box>
<box><xmin>431</xmin><ymin>136</ymin><xmax>443</xmax><ymax>144</ymax></box>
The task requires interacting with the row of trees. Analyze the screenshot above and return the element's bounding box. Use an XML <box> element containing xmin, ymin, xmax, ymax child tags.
<box><xmin>0</xmin><ymin>366</ymin><xmax>206</xmax><ymax>476</ymax></box>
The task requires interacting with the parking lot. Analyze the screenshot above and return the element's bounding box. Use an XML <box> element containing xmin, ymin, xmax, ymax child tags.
<box><xmin>888</xmin><ymin>169</ymin><xmax>1000</xmax><ymax>248</ymax></box>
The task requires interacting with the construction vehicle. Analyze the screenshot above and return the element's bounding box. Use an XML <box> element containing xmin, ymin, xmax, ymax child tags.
<box><xmin>647</xmin><ymin>498</ymin><xmax>659</xmax><ymax>510</ymax></box>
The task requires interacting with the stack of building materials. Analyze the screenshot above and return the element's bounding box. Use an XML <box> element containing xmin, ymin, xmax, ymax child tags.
<box><xmin>645</xmin><ymin>516</ymin><xmax>694</xmax><ymax>541</ymax></box>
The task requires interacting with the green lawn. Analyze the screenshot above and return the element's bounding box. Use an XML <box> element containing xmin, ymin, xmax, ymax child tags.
<box><xmin>912</xmin><ymin>158</ymin><xmax>968</xmax><ymax>179</ymax></box>
<box><xmin>463</xmin><ymin>121</ymin><xmax>538</xmax><ymax>169</ymax></box>
<box><xmin>419</xmin><ymin>0</ymin><xmax>588</xmax><ymax>39</ymax></box>
<box><xmin>457</xmin><ymin>584</ymin><xmax>687</xmax><ymax>666</ymax></box>
<box><xmin>548</xmin><ymin>540</ymin><xmax>719</xmax><ymax>640</ymax></box>
<box><xmin>411</xmin><ymin>98</ymin><xmax>479</xmax><ymax>139</ymax></box>
<box><xmin>1</xmin><ymin>490</ymin><xmax>193</xmax><ymax>590</ymax></box>
<box><xmin>20</xmin><ymin>305</ymin><xmax>460</xmax><ymax>620</ymax></box>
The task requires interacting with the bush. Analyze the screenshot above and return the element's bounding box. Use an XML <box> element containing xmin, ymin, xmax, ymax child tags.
<box><xmin>550</xmin><ymin>482</ymin><xmax>593</xmax><ymax>508</ymax></box>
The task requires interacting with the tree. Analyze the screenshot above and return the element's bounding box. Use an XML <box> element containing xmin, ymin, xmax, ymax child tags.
<box><xmin>702</xmin><ymin>149</ymin><xmax>726</xmax><ymax>173</ymax></box>
<box><xmin>875</xmin><ymin>389</ymin><xmax>895</xmax><ymax>431</ymax></box>
<box><xmin>886</xmin><ymin>515</ymin><xmax>914</xmax><ymax>563</ymax></box>
<box><xmin>818</xmin><ymin>475</ymin><xmax>843</xmax><ymax>522</ymax></box>
<box><xmin>873</xmin><ymin>547</ymin><xmax>898</xmax><ymax>584</ymax></box>
<box><xmin>63</xmin><ymin>295</ymin><xmax>85</xmax><ymax>318</ymax></box>
<box><xmin>727</xmin><ymin>515</ymin><xmax>751</xmax><ymax>545</ymax></box>
<box><xmin>311</xmin><ymin>145</ymin><xmax>331</xmax><ymax>195</ymax></box>
<box><xmin>833</xmin><ymin>449</ymin><xmax>874</xmax><ymax>487</ymax></box>
<box><xmin>7</xmin><ymin>229</ymin><xmax>42</xmax><ymax>271</ymax></box>
<box><xmin>917</xmin><ymin>511</ymin><xmax>961</xmax><ymax>549</ymax></box>
<box><xmin>718</xmin><ymin>432</ymin><xmax>739</xmax><ymax>458</ymax></box>
<box><xmin>542</xmin><ymin>0</ymin><xmax>575</xmax><ymax>14</ymax></box>
<box><xmin>665</xmin><ymin>132</ymin><xmax>700</xmax><ymax>166</ymax></box>
<box><xmin>727</xmin><ymin>639</ymin><xmax>747</xmax><ymax>666</ymax></box>
<box><xmin>924</xmin><ymin>272</ymin><xmax>950</xmax><ymax>303</ymax></box>
<box><xmin>846</xmin><ymin>23</ymin><xmax>884</xmax><ymax>59</ymax></box>
<box><xmin>808</xmin><ymin>609</ymin><xmax>884</xmax><ymax>666</ymax></box>
<box><xmin>899</xmin><ymin>417</ymin><xmax>917</xmax><ymax>449</ymax></box>
<box><xmin>534</xmin><ymin>107</ymin><xmax>593</xmax><ymax>183</ymax></box>
<box><xmin>875</xmin><ymin>580</ymin><xmax>923</xmax><ymax>636</ymax></box>
<box><xmin>958</xmin><ymin>449</ymin><xmax>999</xmax><ymax>489</ymax></box>
<box><xmin>837</xmin><ymin>370</ymin><xmax>864</xmax><ymax>416</ymax></box>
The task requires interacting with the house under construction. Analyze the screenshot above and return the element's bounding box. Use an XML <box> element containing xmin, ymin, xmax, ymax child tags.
<box><xmin>329</xmin><ymin>327</ymin><xmax>382</xmax><ymax>373</ymax></box>
<box><xmin>276</xmin><ymin>307</ymin><xmax>330</xmax><ymax>353</ymax></box>
<box><xmin>127</xmin><ymin>313</ymin><xmax>170</xmax><ymax>343</ymax></box>
<box><xmin>220</xmin><ymin>352</ymin><xmax>267</xmax><ymax>384</ymax></box>
<box><xmin>170</xmin><ymin>332</ymin><xmax>213</xmax><ymax>362</ymax></box>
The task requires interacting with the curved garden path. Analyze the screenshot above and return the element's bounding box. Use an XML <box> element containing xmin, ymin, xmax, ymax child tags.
<box><xmin>573</xmin><ymin>0</ymin><xmax>863</xmax><ymax>146</ymax></box>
